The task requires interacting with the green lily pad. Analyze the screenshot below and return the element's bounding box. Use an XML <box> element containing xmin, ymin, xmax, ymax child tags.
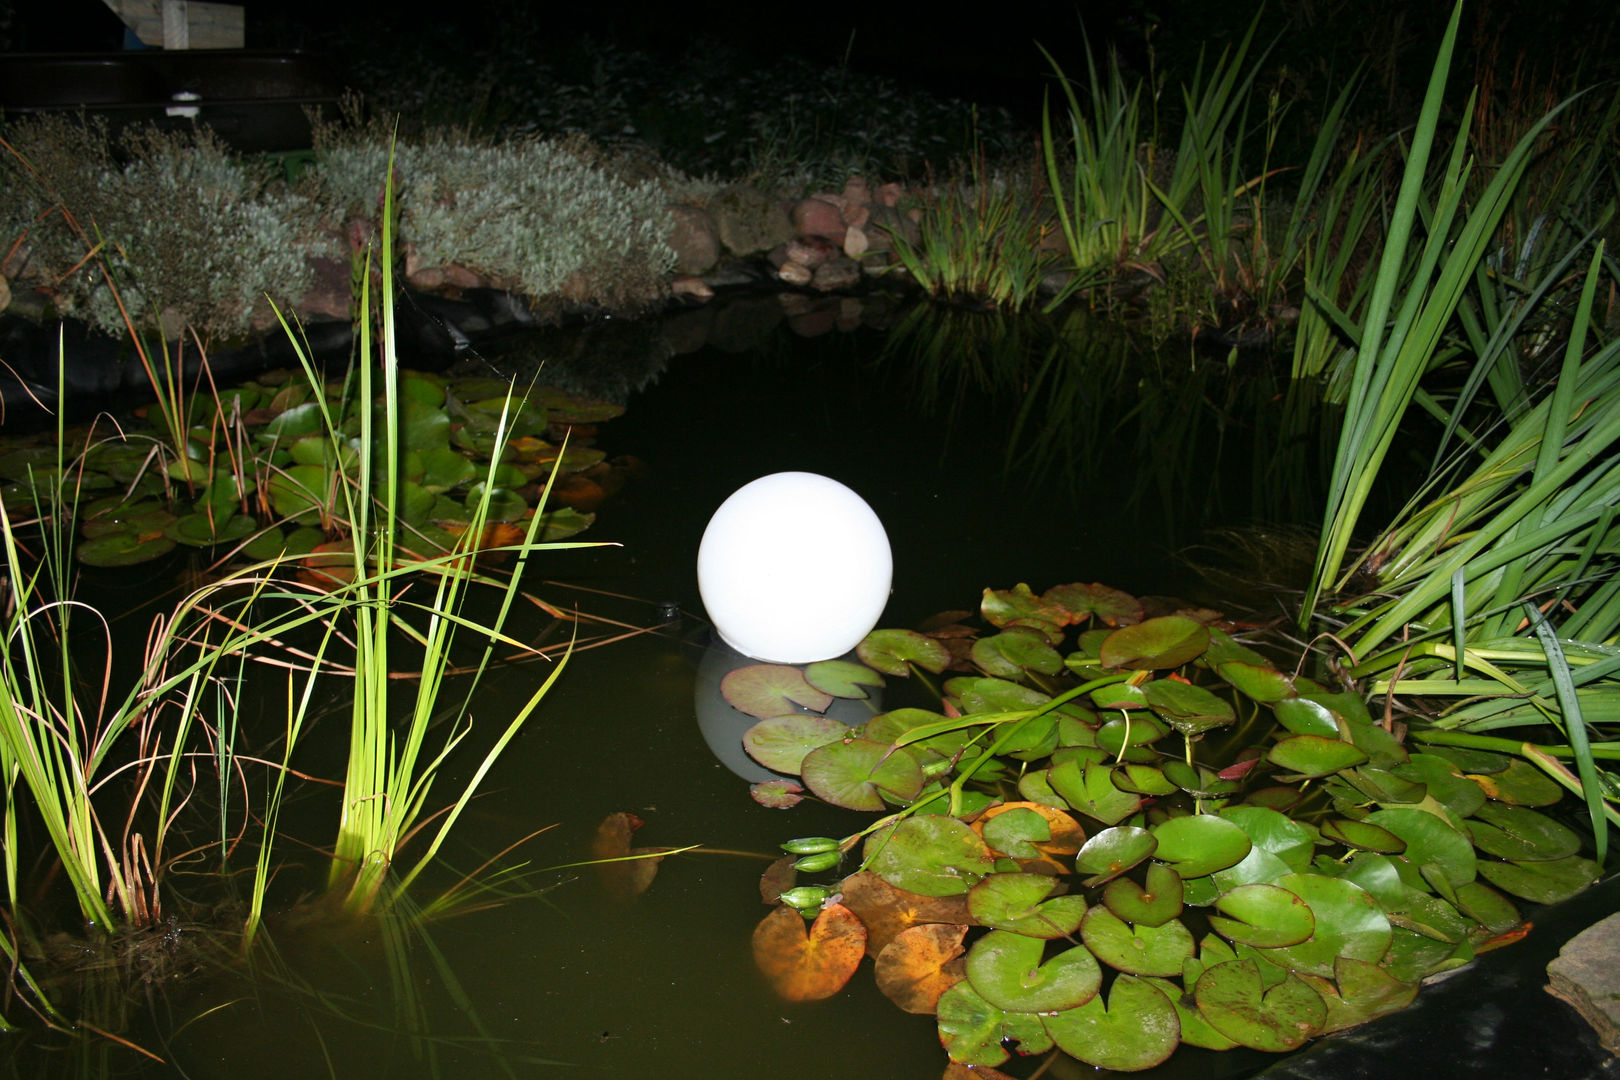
<box><xmin>857</xmin><ymin>629</ymin><xmax>950</xmax><ymax>676</ymax></box>
<box><xmin>1151</xmin><ymin>814</ymin><xmax>1252</xmax><ymax>878</ymax></box>
<box><xmin>1042</xmin><ymin>974</ymin><xmax>1180</xmax><ymax>1071</ymax></box>
<box><xmin>1364</xmin><ymin>807</ymin><xmax>1476</xmax><ymax>889</ymax></box>
<box><xmin>864</xmin><ymin>815</ymin><xmax>995</xmax><ymax>897</ymax></box>
<box><xmin>1099</xmin><ymin>615</ymin><xmax>1210</xmax><ymax>670</ymax></box>
<box><xmin>1310</xmin><ymin>956</ymin><xmax>1419</xmax><ymax>1033</ymax></box>
<box><xmin>1424</xmin><ymin>745</ymin><xmax>1513</xmax><ymax>774</ymax></box>
<box><xmin>801</xmin><ymin>738</ymin><xmax>924</xmax><ymax>811</ymax></box>
<box><xmin>982</xmin><ymin>807</ymin><xmax>1050</xmax><ymax>859</ymax></box>
<box><xmin>1145</xmin><ymin>975</ymin><xmax>1240</xmax><ymax>1050</ymax></box>
<box><xmin>1392</xmin><ymin>755</ymin><xmax>1486</xmax><ymax>819</ymax></box>
<box><xmin>967</xmin><ymin>872</ymin><xmax>1087</xmax><ymax>938</ymax></box>
<box><xmin>1466</xmin><ymin>802</ymin><xmax>1580</xmax><ymax>862</ymax></box>
<box><xmin>1043</xmin><ymin>582</ymin><xmax>1145</xmax><ymax>627</ymax></box>
<box><xmin>935</xmin><ymin>981</ymin><xmax>1052</xmax><ymax>1067</ymax></box>
<box><xmin>1143</xmin><ymin>678</ymin><xmax>1236</xmax><ymax>735</ymax></box>
<box><xmin>742</xmin><ymin>714</ymin><xmax>849</xmax><ymax>774</ymax></box>
<box><xmin>1219</xmin><ymin>661</ymin><xmax>1297</xmax><ymax>703</ymax></box>
<box><xmin>1049</xmin><ymin>760</ymin><xmax>1142</xmax><ymax>826</ymax></box>
<box><xmin>164</xmin><ymin>511</ymin><xmax>257</xmax><ymax>547</ymax></box>
<box><xmin>1476</xmin><ymin>758</ymin><xmax>1563</xmax><ymax>806</ymax></box>
<box><xmin>1453</xmin><ymin>879</ymin><xmax>1522</xmax><ymax>933</ymax></box>
<box><xmin>981</xmin><ymin>583</ymin><xmax>1068</xmax><ymax>627</ymax></box>
<box><xmin>1268</xmin><ymin>734</ymin><xmax>1369</xmax><ymax>778</ymax></box>
<box><xmin>1074</xmin><ymin>825</ymin><xmax>1158</xmax><ymax>887</ymax></box>
<box><xmin>1209</xmin><ymin>884</ymin><xmax>1315</xmax><ymax>948</ymax></box>
<box><xmin>536</xmin><ymin>508</ymin><xmax>595</xmax><ymax>541</ymax></box>
<box><xmin>1096</xmin><ymin>712</ymin><xmax>1170</xmax><ymax>754</ymax></box>
<box><xmin>972</xmin><ymin>632</ymin><xmax>1064</xmax><ymax>678</ymax></box>
<box><xmin>258</xmin><ymin>401</ymin><xmax>325</xmax><ymax>443</ymax></box>
<box><xmin>1220</xmin><ymin>806</ymin><xmax>1317</xmax><ymax>872</ymax></box>
<box><xmin>1211</xmin><ymin>846</ymin><xmax>1294</xmax><ymax>892</ymax></box>
<box><xmin>1476</xmin><ymin>854</ymin><xmax>1600</xmax><ymax>903</ymax></box>
<box><xmin>1270</xmin><ymin>696</ymin><xmax>1341</xmax><ymax>738</ymax></box>
<box><xmin>1090</xmin><ymin>679</ymin><xmax>1149</xmax><ymax>710</ymax></box>
<box><xmin>1195</xmin><ymin>959</ymin><xmax>1325</xmax><ymax>1052</ymax></box>
<box><xmin>1265</xmin><ymin>874</ymin><xmax>1392</xmax><ymax>977</ymax></box>
<box><xmin>1163</xmin><ymin>760</ymin><xmax>1240</xmax><ymax>798</ymax></box>
<box><xmin>1320</xmin><ymin>817</ymin><xmax>1407</xmax><ymax>853</ymax></box>
<box><xmin>956</xmin><ymin>677</ymin><xmax>1050</xmax><ymax>715</ymax></box>
<box><xmin>1080</xmin><ymin>905</ymin><xmax>1195</xmax><ymax>976</ymax></box>
<box><xmin>1115</xmin><ymin>763</ymin><xmax>1179</xmax><ymax>796</ymax></box>
<box><xmin>77</xmin><ymin>528</ymin><xmax>176</xmax><ymax>567</ymax></box>
<box><xmin>722</xmin><ymin>665</ymin><xmax>835</xmax><ymax>719</ymax></box>
<box><xmin>267</xmin><ymin>464</ymin><xmax>333</xmax><ymax>525</ymax></box>
<box><xmin>465</xmin><ymin>484</ymin><xmax>526</xmax><ymax>522</ymax></box>
<box><xmin>1102</xmin><ymin>862</ymin><xmax>1184</xmax><ymax>926</ymax></box>
<box><xmin>417</xmin><ymin>447</ymin><xmax>478</xmax><ymax>492</ymax></box>
<box><xmin>964</xmin><ymin>930</ymin><xmax>1101</xmax><ymax>1013</ymax></box>
<box><xmin>803</xmin><ymin>660</ymin><xmax>884</xmax><ymax>700</ymax></box>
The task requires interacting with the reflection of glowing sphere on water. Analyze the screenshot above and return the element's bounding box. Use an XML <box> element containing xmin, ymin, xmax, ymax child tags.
<box><xmin>697</xmin><ymin>472</ymin><xmax>892</xmax><ymax>663</ymax></box>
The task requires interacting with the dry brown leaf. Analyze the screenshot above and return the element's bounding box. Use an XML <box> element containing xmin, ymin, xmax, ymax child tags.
<box><xmin>590</xmin><ymin>812</ymin><xmax>665</xmax><ymax>903</ymax></box>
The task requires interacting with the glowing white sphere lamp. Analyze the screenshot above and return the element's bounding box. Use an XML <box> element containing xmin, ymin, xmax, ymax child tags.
<box><xmin>697</xmin><ymin>472</ymin><xmax>892</xmax><ymax>663</ymax></box>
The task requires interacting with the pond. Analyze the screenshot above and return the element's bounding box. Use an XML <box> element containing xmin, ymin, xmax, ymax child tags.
<box><xmin>8</xmin><ymin>296</ymin><xmax>1327</xmax><ymax>1079</ymax></box>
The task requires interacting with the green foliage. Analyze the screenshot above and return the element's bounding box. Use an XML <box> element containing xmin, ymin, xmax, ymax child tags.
<box><xmin>748</xmin><ymin>582</ymin><xmax>1595</xmax><ymax>1071</ymax></box>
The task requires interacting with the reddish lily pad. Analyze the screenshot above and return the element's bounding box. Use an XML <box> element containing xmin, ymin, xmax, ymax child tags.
<box><xmin>1080</xmin><ymin>905</ymin><xmax>1196</xmax><ymax>976</ymax></box>
<box><xmin>980</xmin><ymin>583</ymin><xmax>1068</xmax><ymax>628</ymax></box>
<box><xmin>857</xmin><ymin>629</ymin><xmax>951</xmax><ymax>676</ymax></box>
<box><xmin>742</xmin><ymin>714</ymin><xmax>850</xmax><ymax>775</ymax></box>
<box><xmin>972</xmin><ymin>632</ymin><xmax>1064</xmax><ymax>678</ymax></box>
<box><xmin>974</xmin><ymin>802</ymin><xmax>1085</xmax><ymax>856</ymax></box>
<box><xmin>965</xmin><ymin>929</ymin><xmax>1101</xmax><ymax>1013</ymax></box>
<box><xmin>749</xmin><ymin>779</ymin><xmax>806</xmax><ymax>808</ymax></box>
<box><xmin>1041</xmin><ymin>974</ymin><xmax>1180</xmax><ymax>1071</ymax></box>
<box><xmin>1195</xmin><ymin>959</ymin><xmax>1325</xmax><ymax>1052</ymax></box>
<box><xmin>722</xmin><ymin>664</ymin><xmax>835</xmax><ymax>719</ymax></box>
<box><xmin>1099</xmin><ymin>616</ymin><xmax>1210</xmax><ymax>670</ymax></box>
<box><xmin>801</xmin><ymin>737</ymin><xmax>925</xmax><ymax>811</ymax></box>
<box><xmin>864</xmin><ymin>815</ymin><xmax>996</xmax><ymax>897</ymax></box>
<box><xmin>837</xmin><ymin>871</ymin><xmax>975</xmax><ymax>957</ymax></box>
<box><xmin>1043</xmin><ymin>582</ymin><xmax>1145</xmax><ymax>627</ymax></box>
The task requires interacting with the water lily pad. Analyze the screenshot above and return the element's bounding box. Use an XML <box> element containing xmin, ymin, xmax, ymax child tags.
<box><xmin>536</xmin><ymin>507</ymin><xmax>595</xmax><ymax>541</ymax></box>
<box><xmin>749</xmin><ymin>779</ymin><xmax>805</xmax><ymax>808</ymax></box>
<box><xmin>1364</xmin><ymin>807</ymin><xmax>1475</xmax><ymax>889</ymax></box>
<box><xmin>967</xmin><ymin>873</ymin><xmax>1087</xmax><ymax>938</ymax></box>
<box><xmin>1194</xmin><ymin>959</ymin><xmax>1325</xmax><ymax>1052</ymax></box>
<box><xmin>1096</xmin><ymin>712</ymin><xmax>1170</xmax><ymax>754</ymax></box>
<box><xmin>77</xmin><ymin>527</ymin><xmax>175</xmax><ymax>566</ymax></box>
<box><xmin>1220</xmin><ymin>806</ymin><xmax>1317</xmax><ymax>872</ymax></box>
<box><xmin>864</xmin><ymin>815</ymin><xmax>995</xmax><ymax>897</ymax></box>
<box><xmin>1453</xmin><ymin>879</ymin><xmax>1522</xmax><ymax>933</ymax></box>
<box><xmin>1151</xmin><ymin>814</ymin><xmax>1252</xmax><ymax>878</ymax></box>
<box><xmin>804</xmin><ymin>659</ymin><xmax>884</xmax><ymax>699</ymax></box>
<box><xmin>723</xmin><ymin>664</ymin><xmax>836</xmax><ymax>719</ymax></box>
<box><xmin>267</xmin><ymin>464</ymin><xmax>333</xmax><ymax>525</ymax></box>
<box><xmin>1472</xmin><ymin>758</ymin><xmax>1563</xmax><ymax>806</ymax></box>
<box><xmin>1392</xmin><ymin>755</ymin><xmax>1486</xmax><ymax>819</ymax></box>
<box><xmin>857</xmin><ymin>629</ymin><xmax>951</xmax><ymax>675</ymax></box>
<box><xmin>1425</xmin><ymin>744</ymin><xmax>1513</xmax><ymax>774</ymax></box>
<box><xmin>956</xmin><ymin>677</ymin><xmax>1051</xmax><ymax>715</ymax></box>
<box><xmin>415</xmin><ymin>446</ymin><xmax>478</xmax><ymax>492</ymax></box>
<box><xmin>1144</xmin><ymin>975</ymin><xmax>1239</xmax><ymax>1050</ymax></box>
<box><xmin>1044</xmin><ymin>582</ymin><xmax>1145</xmax><ymax>627</ymax></box>
<box><xmin>981</xmin><ymin>583</ymin><xmax>1068</xmax><ymax>627</ymax></box>
<box><xmin>1049</xmin><ymin>759</ymin><xmax>1142</xmax><ymax>826</ymax></box>
<box><xmin>742</xmin><ymin>714</ymin><xmax>850</xmax><ymax>774</ymax></box>
<box><xmin>1477</xmin><ymin>854</ymin><xmax>1600</xmax><ymax>903</ymax></box>
<box><xmin>965</xmin><ymin>929</ymin><xmax>1100</xmax><ymax>1012</ymax></box>
<box><xmin>751</xmin><ymin>902</ymin><xmax>866</xmax><ymax>1002</ymax></box>
<box><xmin>164</xmin><ymin>511</ymin><xmax>256</xmax><ymax>547</ymax></box>
<box><xmin>1209</xmin><ymin>884</ymin><xmax>1315</xmax><ymax>948</ymax></box>
<box><xmin>972</xmin><ymin>632</ymin><xmax>1063</xmax><ymax>678</ymax></box>
<box><xmin>1466</xmin><ymin>802</ymin><xmax>1580</xmax><ymax>862</ymax></box>
<box><xmin>1271</xmin><ymin>696</ymin><xmax>1342</xmax><ymax>737</ymax></box>
<box><xmin>1142</xmin><ymin>678</ymin><xmax>1236</xmax><ymax>735</ymax></box>
<box><xmin>1307</xmin><ymin>956</ymin><xmax>1419</xmax><ymax>1033</ymax></box>
<box><xmin>801</xmin><ymin>737</ymin><xmax>924</xmax><ymax>811</ymax></box>
<box><xmin>976</xmin><ymin>802</ymin><xmax>1085</xmax><ymax>856</ymax></box>
<box><xmin>980</xmin><ymin>807</ymin><xmax>1051</xmax><ymax>859</ymax></box>
<box><xmin>875</xmin><ymin>923</ymin><xmax>968</xmax><ymax>1014</ymax></box>
<box><xmin>258</xmin><ymin>401</ymin><xmax>325</xmax><ymax>443</ymax></box>
<box><xmin>837</xmin><ymin>871</ymin><xmax>974</xmax><ymax>956</ymax></box>
<box><xmin>936</xmin><ymin>981</ymin><xmax>1052</xmax><ymax>1067</ymax></box>
<box><xmin>1081</xmin><ymin>904</ymin><xmax>1196</xmax><ymax>976</ymax></box>
<box><xmin>1265</xmin><ymin>874</ymin><xmax>1392</xmax><ymax>977</ymax></box>
<box><xmin>1075</xmin><ymin>826</ymin><xmax>1158</xmax><ymax>887</ymax></box>
<box><xmin>1041</xmin><ymin>974</ymin><xmax>1180</xmax><ymax>1071</ymax></box>
<box><xmin>1268</xmin><ymin>734</ymin><xmax>1369</xmax><ymax>778</ymax></box>
<box><xmin>465</xmin><ymin>483</ymin><xmax>526</xmax><ymax>522</ymax></box>
<box><xmin>1099</xmin><ymin>615</ymin><xmax>1209</xmax><ymax>670</ymax></box>
<box><xmin>1320</xmin><ymin>816</ymin><xmax>1407</xmax><ymax>853</ymax></box>
<box><xmin>1102</xmin><ymin>862</ymin><xmax>1184</xmax><ymax>926</ymax></box>
<box><xmin>1219</xmin><ymin>660</ymin><xmax>1297</xmax><ymax>703</ymax></box>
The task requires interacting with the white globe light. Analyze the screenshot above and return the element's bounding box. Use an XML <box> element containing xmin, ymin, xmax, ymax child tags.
<box><xmin>697</xmin><ymin>472</ymin><xmax>892</xmax><ymax>663</ymax></box>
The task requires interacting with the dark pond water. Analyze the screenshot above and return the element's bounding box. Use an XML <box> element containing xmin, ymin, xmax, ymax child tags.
<box><xmin>11</xmin><ymin>297</ymin><xmax>1332</xmax><ymax>1079</ymax></box>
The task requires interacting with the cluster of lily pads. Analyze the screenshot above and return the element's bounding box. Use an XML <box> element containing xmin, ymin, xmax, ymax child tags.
<box><xmin>0</xmin><ymin>370</ymin><xmax>630</xmax><ymax>571</ymax></box>
<box><xmin>733</xmin><ymin>583</ymin><xmax>1601</xmax><ymax>1072</ymax></box>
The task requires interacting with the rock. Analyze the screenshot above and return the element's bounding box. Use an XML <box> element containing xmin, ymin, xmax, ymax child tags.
<box><xmin>862</xmin><ymin>204</ymin><xmax>915</xmax><ymax>251</ymax></box>
<box><xmin>667</xmin><ymin>204</ymin><xmax>721</xmax><ymax>275</ymax></box>
<box><xmin>843</xmin><ymin>224</ymin><xmax>869</xmax><ymax>259</ymax></box>
<box><xmin>777</xmin><ymin>261</ymin><xmax>813</xmax><ymax>286</ymax></box>
<box><xmin>1548</xmin><ymin>912</ymin><xmax>1620</xmax><ymax>1053</ymax></box>
<box><xmin>876</xmin><ymin>181</ymin><xmax>904</xmax><ymax>207</ymax></box>
<box><xmin>0</xmin><ymin>275</ymin><xmax>10</xmax><ymax>314</ymax></box>
<box><xmin>784</xmin><ymin>237</ymin><xmax>838</xmax><ymax>270</ymax></box>
<box><xmin>407</xmin><ymin>266</ymin><xmax>445</xmax><ymax>291</ymax></box>
<box><xmin>442</xmin><ymin>264</ymin><xmax>483</xmax><ymax>290</ymax></box>
<box><xmin>842</xmin><ymin>203</ymin><xmax>870</xmax><ymax>229</ymax></box>
<box><xmin>297</xmin><ymin>256</ymin><xmax>352</xmax><ymax>321</ymax></box>
<box><xmin>842</xmin><ymin>175</ymin><xmax>872</xmax><ymax>208</ymax></box>
<box><xmin>710</xmin><ymin>184</ymin><xmax>795</xmax><ymax>257</ymax></box>
<box><xmin>810</xmin><ymin>257</ymin><xmax>860</xmax><ymax>292</ymax></box>
<box><xmin>671</xmin><ymin>275</ymin><xmax>714</xmax><ymax>301</ymax></box>
<box><xmin>790</xmin><ymin>196</ymin><xmax>847</xmax><ymax>244</ymax></box>
<box><xmin>784</xmin><ymin>300</ymin><xmax>839</xmax><ymax>338</ymax></box>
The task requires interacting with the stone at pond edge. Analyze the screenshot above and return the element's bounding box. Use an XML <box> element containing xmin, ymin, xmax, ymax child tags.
<box><xmin>1547</xmin><ymin>912</ymin><xmax>1620</xmax><ymax>1054</ymax></box>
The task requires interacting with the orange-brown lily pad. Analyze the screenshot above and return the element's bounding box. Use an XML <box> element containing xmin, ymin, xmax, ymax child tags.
<box><xmin>752</xmin><ymin>902</ymin><xmax>867</xmax><ymax>1002</ymax></box>
<box><xmin>839</xmin><ymin>870</ymin><xmax>976</xmax><ymax>956</ymax></box>
<box><xmin>590</xmin><ymin>812</ymin><xmax>668</xmax><ymax>903</ymax></box>
<box><xmin>875</xmin><ymin>922</ymin><xmax>969</xmax><ymax>1014</ymax></box>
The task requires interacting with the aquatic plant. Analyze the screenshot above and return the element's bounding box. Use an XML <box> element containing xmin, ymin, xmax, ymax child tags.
<box><xmin>738</xmin><ymin>581</ymin><xmax>1590</xmax><ymax>1071</ymax></box>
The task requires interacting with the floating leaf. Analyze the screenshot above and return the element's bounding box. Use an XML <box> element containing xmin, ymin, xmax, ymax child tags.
<box><xmin>742</xmin><ymin>714</ymin><xmax>850</xmax><ymax>775</ymax></box>
<box><xmin>1472</xmin><ymin>758</ymin><xmax>1563</xmax><ymax>806</ymax></box>
<box><xmin>1151</xmin><ymin>815</ymin><xmax>1251</xmax><ymax>878</ymax></box>
<box><xmin>1102</xmin><ymin>862</ymin><xmax>1184</xmax><ymax>926</ymax></box>
<box><xmin>857</xmin><ymin>629</ymin><xmax>951</xmax><ymax>675</ymax></box>
<box><xmin>1080</xmin><ymin>905</ymin><xmax>1196</xmax><ymax>976</ymax></box>
<box><xmin>751</xmin><ymin>902</ymin><xmax>866</xmax><ymax>1002</ymax></box>
<box><xmin>1048</xmin><ymin>759</ymin><xmax>1142</xmax><ymax>826</ymax></box>
<box><xmin>936</xmin><ymin>981</ymin><xmax>1052</xmax><ymax>1067</ymax></box>
<box><xmin>1307</xmin><ymin>956</ymin><xmax>1419</xmax><ymax>1033</ymax></box>
<box><xmin>1143</xmin><ymin>678</ymin><xmax>1236</xmax><ymax>735</ymax></box>
<box><xmin>1477</xmin><ymin>854</ymin><xmax>1600</xmax><ymax>903</ymax></box>
<box><xmin>722</xmin><ymin>664</ymin><xmax>835</xmax><ymax>718</ymax></box>
<box><xmin>1453</xmin><ymin>879</ymin><xmax>1522</xmax><ymax>933</ymax></box>
<box><xmin>590</xmin><ymin>812</ymin><xmax>667</xmax><ymax>902</ymax></box>
<box><xmin>865</xmin><ymin>816</ymin><xmax>995</xmax><ymax>897</ymax></box>
<box><xmin>1145</xmin><ymin>974</ymin><xmax>1239</xmax><ymax>1050</ymax></box>
<box><xmin>1194</xmin><ymin>959</ymin><xmax>1325</xmax><ymax>1052</ymax></box>
<box><xmin>980</xmin><ymin>583</ymin><xmax>1067</xmax><ymax>628</ymax></box>
<box><xmin>875</xmin><ymin>923</ymin><xmax>967</xmax><ymax>1014</ymax></box>
<box><xmin>165</xmin><ymin>511</ymin><xmax>256</xmax><ymax>547</ymax></box>
<box><xmin>1364</xmin><ymin>808</ymin><xmax>1476</xmax><ymax>889</ymax></box>
<box><xmin>1221</xmin><ymin>806</ymin><xmax>1317</xmax><ymax>872</ymax></box>
<box><xmin>750</xmin><ymin>779</ymin><xmax>805</xmax><ymax>808</ymax></box>
<box><xmin>1265</xmin><ymin>874</ymin><xmax>1392</xmax><ymax>977</ymax></box>
<box><xmin>975</xmin><ymin>802</ymin><xmax>1085</xmax><ymax>856</ymax></box>
<box><xmin>267</xmin><ymin>464</ymin><xmax>332</xmax><ymax>525</ymax></box>
<box><xmin>1272</xmin><ymin>696</ymin><xmax>1341</xmax><ymax>737</ymax></box>
<box><xmin>1074</xmin><ymin>826</ymin><xmax>1157</xmax><ymax>887</ymax></box>
<box><xmin>838</xmin><ymin>871</ymin><xmax>975</xmax><ymax>956</ymax></box>
<box><xmin>1320</xmin><ymin>817</ymin><xmax>1406</xmax><ymax>853</ymax></box>
<box><xmin>1268</xmin><ymin>734</ymin><xmax>1369</xmax><ymax>778</ymax></box>
<box><xmin>1043</xmin><ymin>582</ymin><xmax>1144</xmax><ymax>627</ymax></box>
<box><xmin>801</xmin><ymin>738</ymin><xmax>925</xmax><ymax>811</ymax></box>
<box><xmin>1392</xmin><ymin>755</ymin><xmax>1486</xmax><ymax>819</ymax></box>
<box><xmin>804</xmin><ymin>659</ymin><xmax>884</xmax><ymax>699</ymax></box>
<box><xmin>1466</xmin><ymin>802</ymin><xmax>1580</xmax><ymax>862</ymax></box>
<box><xmin>1219</xmin><ymin>661</ymin><xmax>1297</xmax><ymax>702</ymax></box>
<box><xmin>77</xmin><ymin>527</ymin><xmax>176</xmax><ymax>567</ymax></box>
<box><xmin>1041</xmin><ymin>974</ymin><xmax>1180</xmax><ymax>1071</ymax></box>
<box><xmin>1099</xmin><ymin>616</ymin><xmax>1210</xmax><ymax>670</ymax></box>
<box><xmin>967</xmin><ymin>873</ymin><xmax>1087</xmax><ymax>938</ymax></box>
<box><xmin>980</xmin><ymin>807</ymin><xmax>1051</xmax><ymax>859</ymax></box>
<box><xmin>972</xmin><ymin>632</ymin><xmax>1064</xmax><ymax>678</ymax></box>
<box><xmin>1209</xmin><ymin>884</ymin><xmax>1315</xmax><ymax>948</ymax></box>
<box><xmin>965</xmin><ymin>930</ymin><xmax>1100</xmax><ymax>1013</ymax></box>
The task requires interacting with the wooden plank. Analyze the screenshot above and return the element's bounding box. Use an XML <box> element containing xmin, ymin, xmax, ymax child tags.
<box><xmin>101</xmin><ymin>0</ymin><xmax>245</xmax><ymax>49</ymax></box>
